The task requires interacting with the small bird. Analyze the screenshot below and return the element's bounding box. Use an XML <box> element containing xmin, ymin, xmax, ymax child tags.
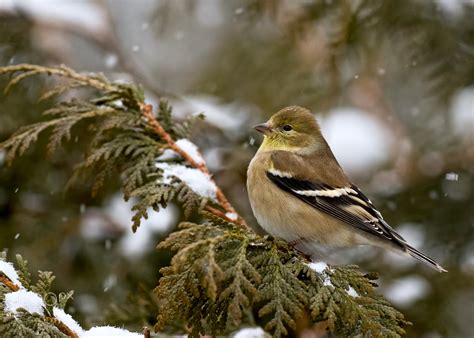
<box><xmin>247</xmin><ymin>106</ymin><xmax>446</xmax><ymax>272</ymax></box>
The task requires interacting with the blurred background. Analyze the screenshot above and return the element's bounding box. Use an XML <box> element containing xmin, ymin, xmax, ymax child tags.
<box><xmin>0</xmin><ymin>0</ymin><xmax>473</xmax><ymax>336</ymax></box>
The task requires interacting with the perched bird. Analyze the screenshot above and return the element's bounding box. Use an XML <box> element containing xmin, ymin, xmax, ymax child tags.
<box><xmin>247</xmin><ymin>106</ymin><xmax>446</xmax><ymax>272</ymax></box>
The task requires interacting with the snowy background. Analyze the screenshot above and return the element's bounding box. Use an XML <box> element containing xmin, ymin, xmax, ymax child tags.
<box><xmin>0</xmin><ymin>1</ymin><xmax>473</xmax><ymax>337</ymax></box>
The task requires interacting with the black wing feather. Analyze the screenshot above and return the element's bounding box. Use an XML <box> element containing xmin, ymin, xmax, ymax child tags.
<box><xmin>266</xmin><ymin>172</ymin><xmax>406</xmax><ymax>248</ymax></box>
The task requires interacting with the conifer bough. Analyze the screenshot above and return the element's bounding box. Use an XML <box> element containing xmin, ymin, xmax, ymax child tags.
<box><xmin>139</xmin><ymin>101</ymin><xmax>247</xmax><ymax>228</ymax></box>
<box><xmin>0</xmin><ymin>64</ymin><xmax>408</xmax><ymax>337</ymax></box>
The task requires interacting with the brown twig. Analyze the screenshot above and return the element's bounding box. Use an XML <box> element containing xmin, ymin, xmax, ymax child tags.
<box><xmin>0</xmin><ymin>274</ymin><xmax>20</xmax><ymax>291</ymax></box>
<box><xmin>45</xmin><ymin>316</ymin><xmax>79</xmax><ymax>338</ymax></box>
<box><xmin>204</xmin><ymin>205</ymin><xmax>232</xmax><ymax>221</ymax></box>
<box><xmin>140</xmin><ymin>103</ymin><xmax>248</xmax><ymax>229</ymax></box>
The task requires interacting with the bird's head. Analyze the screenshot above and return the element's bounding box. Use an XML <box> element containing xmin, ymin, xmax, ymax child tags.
<box><xmin>254</xmin><ymin>106</ymin><xmax>323</xmax><ymax>152</ymax></box>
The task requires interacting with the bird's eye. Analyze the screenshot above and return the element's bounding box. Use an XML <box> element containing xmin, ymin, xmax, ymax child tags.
<box><xmin>282</xmin><ymin>124</ymin><xmax>292</xmax><ymax>131</ymax></box>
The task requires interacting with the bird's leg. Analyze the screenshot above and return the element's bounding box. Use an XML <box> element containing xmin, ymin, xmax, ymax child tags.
<box><xmin>289</xmin><ymin>238</ymin><xmax>312</xmax><ymax>261</ymax></box>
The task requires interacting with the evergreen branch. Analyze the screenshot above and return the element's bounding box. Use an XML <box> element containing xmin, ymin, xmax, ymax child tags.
<box><xmin>219</xmin><ymin>238</ymin><xmax>261</xmax><ymax>329</ymax></box>
<box><xmin>0</xmin><ymin>272</ymin><xmax>79</xmax><ymax>338</ymax></box>
<box><xmin>39</xmin><ymin>83</ymin><xmax>89</xmax><ymax>101</ymax></box>
<box><xmin>0</xmin><ymin>64</ymin><xmax>117</xmax><ymax>93</ymax></box>
<box><xmin>1</xmin><ymin>253</ymin><xmax>147</xmax><ymax>338</ymax></box>
<box><xmin>156</xmin><ymin>222</ymin><xmax>408</xmax><ymax>337</ymax></box>
<box><xmin>0</xmin><ymin>108</ymin><xmax>114</xmax><ymax>163</ymax></box>
<box><xmin>15</xmin><ymin>255</ymin><xmax>32</xmax><ymax>289</ymax></box>
<box><xmin>0</xmin><ymin>64</ymin><xmax>409</xmax><ymax>337</ymax></box>
<box><xmin>0</xmin><ymin>64</ymin><xmax>244</xmax><ymax>229</ymax></box>
<box><xmin>256</xmin><ymin>244</ymin><xmax>307</xmax><ymax>336</ymax></box>
<box><xmin>139</xmin><ymin>102</ymin><xmax>248</xmax><ymax>228</ymax></box>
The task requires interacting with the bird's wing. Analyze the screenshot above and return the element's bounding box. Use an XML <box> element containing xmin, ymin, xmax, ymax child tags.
<box><xmin>266</xmin><ymin>152</ymin><xmax>406</xmax><ymax>247</ymax></box>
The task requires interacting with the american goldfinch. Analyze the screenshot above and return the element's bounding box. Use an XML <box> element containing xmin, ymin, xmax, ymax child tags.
<box><xmin>247</xmin><ymin>106</ymin><xmax>446</xmax><ymax>272</ymax></box>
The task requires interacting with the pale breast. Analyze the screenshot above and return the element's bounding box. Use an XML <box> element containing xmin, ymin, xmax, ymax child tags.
<box><xmin>246</xmin><ymin>151</ymin><xmax>372</xmax><ymax>257</ymax></box>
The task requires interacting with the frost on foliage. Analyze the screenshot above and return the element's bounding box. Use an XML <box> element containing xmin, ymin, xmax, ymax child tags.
<box><xmin>0</xmin><ymin>260</ymin><xmax>23</xmax><ymax>288</ymax></box>
<box><xmin>53</xmin><ymin>307</ymin><xmax>84</xmax><ymax>336</ymax></box>
<box><xmin>306</xmin><ymin>261</ymin><xmax>328</xmax><ymax>274</ymax></box>
<box><xmin>307</xmin><ymin>262</ymin><xmax>360</xmax><ymax>297</ymax></box>
<box><xmin>307</xmin><ymin>262</ymin><xmax>333</xmax><ymax>286</ymax></box>
<box><xmin>4</xmin><ymin>290</ymin><xmax>44</xmax><ymax>315</ymax></box>
<box><xmin>0</xmin><ymin>254</ymin><xmax>144</xmax><ymax>338</ymax></box>
<box><xmin>156</xmin><ymin>162</ymin><xmax>217</xmax><ymax>199</ymax></box>
<box><xmin>157</xmin><ymin>139</ymin><xmax>205</xmax><ymax>165</ymax></box>
<box><xmin>346</xmin><ymin>286</ymin><xmax>360</xmax><ymax>298</ymax></box>
<box><xmin>157</xmin><ymin>148</ymin><xmax>180</xmax><ymax>161</ymax></box>
<box><xmin>175</xmin><ymin>139</ymin><xmax>205</xmax><ymax>164</ymax></box>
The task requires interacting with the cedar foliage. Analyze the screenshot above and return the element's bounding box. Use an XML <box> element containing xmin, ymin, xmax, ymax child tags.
<box><xmin>0</xmin><ymin>64</ymin><xmax>408</xmax><ymax>337</ymax></box>
<box><xmin>0</xmin><ymin>252</ymin><xmax>74</xmax><ymax>337</ymax></box>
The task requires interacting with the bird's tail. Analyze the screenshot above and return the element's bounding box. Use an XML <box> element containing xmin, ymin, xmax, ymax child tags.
<box><xmin>404</xmin><ymin>244</ymin><xmax>447</xmax><ymax>272</ymax></box>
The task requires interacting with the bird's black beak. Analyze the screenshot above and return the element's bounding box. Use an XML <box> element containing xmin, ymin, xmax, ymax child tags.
<box><xmin>254</xmin><ymin>122</ymin><xmax>273</xmax><ymax>136</ymax></box>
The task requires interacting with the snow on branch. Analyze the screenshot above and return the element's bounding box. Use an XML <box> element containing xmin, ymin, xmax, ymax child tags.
<box><xmin>140</xmin><ymin>102</ymin><xmax>248</xmax><ymax>227</ymax></box>
<box><xmin>0</xmin><ymin>254</ymin><xmax>146</xmax><ymax>338</ymax></box>
<box><xmin>0</xmin><ymin>64</ymin><xmax>408</xmax><ymax>337</ymax></box>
